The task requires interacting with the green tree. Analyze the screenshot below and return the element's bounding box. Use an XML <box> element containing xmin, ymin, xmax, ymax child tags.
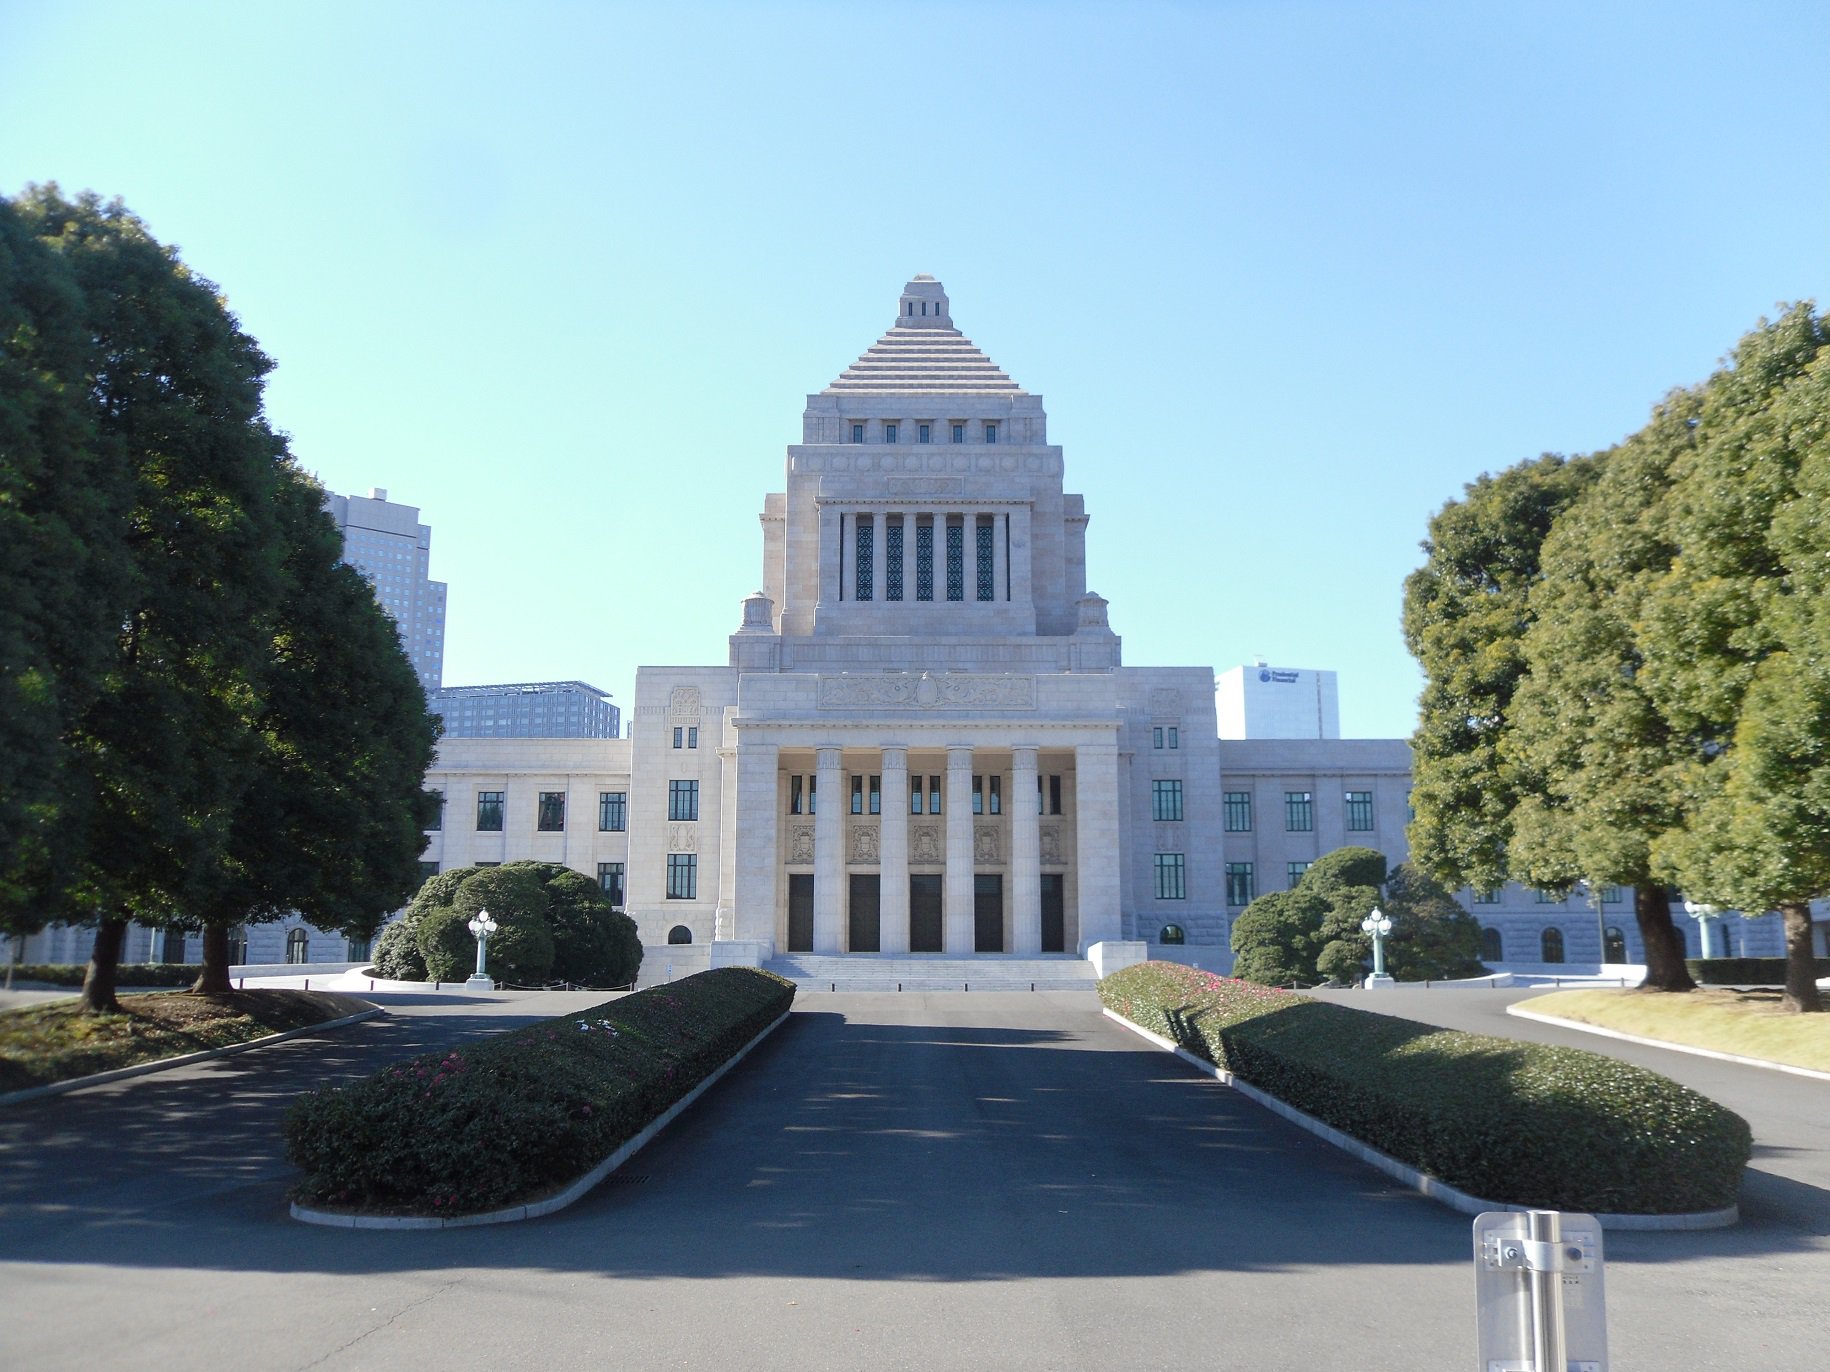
<box><xmin>418</xmin><ymin>867</ymin><xmax>554</xmax><ymax>984</ymax></box>
<box><xmin>1306</xmin><ymin>847</ymin><xmax>1388</xmax><ymax>983</ymax></box>
<box><xmin>1402</xmin><ymin>455</ymin><xmax>1597</xmax><ymax>896</ymax></box>
<box><xmin>1229</xmin><ymin>888</ymin><xmax>1325</xmax><ymax>986</ymax></box>
<box><xmin>1644</xmin><ymin>305</ymin><xmax>1830</xmax><ymax>1012</ymax></box>
<box><xmin>1505</xmin><ymin>399</ymin><xmax>1702</xmax><ymax>992</ymax></box>
<box><xmin>506</xmin><ymin>861</ymin><xmax>642</xmax><ymax>987</ymax></box>
<box><xmin>1381</xmin><ymin>863</ymin><xmax>1487</xmax><ymax>981</ymax></box>
<box><xmin>2</xmin><ymin>187</ymin><xmax>287</xmax><ymax>1012</ymax></box>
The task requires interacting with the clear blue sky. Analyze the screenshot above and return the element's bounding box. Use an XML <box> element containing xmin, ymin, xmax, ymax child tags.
<box><xmin>6</xmin><ymin>1</ymin><xmax>1826</xmax><ymax>738</ymax></box>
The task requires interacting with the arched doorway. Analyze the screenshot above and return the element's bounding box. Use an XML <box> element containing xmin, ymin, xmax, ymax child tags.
<box><xmin>667</xmin><ymin>925</ymin><xmax>693</xmax><ymax>945</ymax></box>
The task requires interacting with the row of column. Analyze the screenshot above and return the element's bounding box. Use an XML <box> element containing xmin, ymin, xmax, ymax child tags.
<box><xmin>812</xmin><ymin>744</ymin><xmax>1042</xmax><ymax>955</ymax></box>
<box><xmin>832</xmin><ymin>509</ymin><xmax>1011</xmax><ymax>605</ymax></box>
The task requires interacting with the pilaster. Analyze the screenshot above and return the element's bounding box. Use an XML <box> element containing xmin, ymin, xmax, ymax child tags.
<box><xmin>813</xmin><ymin>745</ymin><xmax>844</xmax><ymax>953</ymax></box>
<box><xmin>879</xmin><ymin>747</ymin><xmax>910</xmax><ymax>954</ymax></box>
<box><xmin>944</xmin><ymin>745</ymin><xmax>975</xmax><ymax>953</ymax></box>
<box><xmin>1011</xmin><ymin>745</ymin><xmax>1041</xmax><ymax>954</ymax></box>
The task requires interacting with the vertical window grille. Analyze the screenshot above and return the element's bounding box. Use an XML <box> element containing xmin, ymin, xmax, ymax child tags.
<box><xmin>599</xmin><ymin>791</ymin><xmax>626</xmax><ymax>831</ymax></box>
<box><xmin>1154</xmin><ymin>854</ymin><xmax>1187</xmax><ymax>900</ymax></box>
<box><xmin>946</xmin><ymin>518</ymin><xmax>964</xmax><ymax>601</ymax></box>
<box><xmin>851</xmin><ymin>775</ymin><xmax>864</xmax><ymax>815</ymax></box>
<box><xmin>668</xmin><ymin>780</ymin><xmax>699</xmax><ymax>821</ymax></box>
<box><xmin>869</xmin><ymin>775</ymin><xmax>881</xmax><ymax>815</ymax></box>
<box><xmin>916</xmin><ymin>520</ymin><xmax>935</xmax><ymax>601</ymax></box>
<box><xmin>537</xmin><ymin>791</ymin><xmax>566</xmax><ymax>831</ymax></box>
<box><xmin>975</xmin><ymin>516</ymin><xmax>994</xmax><ymax>600</ymax></box>
<box><xmin>1223</xmin><ymin>791</ymin><xmax>1252</xmax><ymax>832</ymax></box>
<box><xmin>929</xmin><ymin>776</ymin><xmax>942</xmax><ymax>814</ymax></box>
<box><xmin>1601</xmin><ymin>886</ymin><xmax>1624</xmax><ymax>904</ymax></box>
<box><xmin>597</xmin><ymin>862</ymin><xmax>625</xmax><ymax>906</ymax></box>
<box><xmin>666</xmin><ymin>854</ymin><xmax>698</xmax><ymax>900</ymax></box>
<box><xmin>885</xmin><ymin>519</ymin><xmax>904</xmax><ymax>601</ymax></box>
<box><xmin>1345</xmin><ymin>790</ymin><xmax>1374</xmax><ymax>831</ymax></box>
<box><xmin>1285</xmin><ymin>791</ymin><xmax>1314</xmax><ymax>832</ymax></box>
<box><xmin>1225</xmin><ymin>862</ymin><xmax>1255</xmax><ymax>906</ymax></box>
<box><xmin>1151</xmin><ymin>780</ymin><xmax>1183</xmax><ymax>821</ymax></box>
<box><xmin>855</xmin><ymin>516</ymin><xmax>874</xmax><ymax>601</ymax></box>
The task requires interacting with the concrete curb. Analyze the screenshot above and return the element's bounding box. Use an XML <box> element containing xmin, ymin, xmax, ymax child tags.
<box><xmin>0</xmin><ymin>1007</ymin><xmax>386</xmax><ymax>1107</ymax></box>
<box><xmin>1507</xmin><ymin>1003</ymin><xmax>1830</xmax><ymax>1083</ymax></box>
<box><xmin>1101</xmin><ymin>1007</ymin><xmax>1739</xmax><ymax>1231</ymax></box>
<box><xmin>291</xmin><ymin>1007</ymin><xmax>794</xmax><ymax>1230</ymax></box>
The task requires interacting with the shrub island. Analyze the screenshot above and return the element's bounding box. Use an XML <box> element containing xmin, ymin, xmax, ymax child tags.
<box><xmin>1100</xmin><ymin>961</ymin><xmax>1751</xmax><ymax>1215</ymax></box>
<box><xmin>285</xmin><ymin>967</ymin><xmax>794</xmax><ymax>1216</ymax></box>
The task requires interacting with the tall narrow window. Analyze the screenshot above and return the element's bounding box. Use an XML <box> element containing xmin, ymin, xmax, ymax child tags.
<box><xmin>1541</xmin><ymin>927</ymin><xmax>1565</xmax><ymax>963</ymax></box>
<box><xmin>673</xmin><ymin>727</ymin><xmax>684</xmax><ymax>749</ymax></box>
<box><xmin>929</xmin><ymin>776</ymin><xmax>942</xmax><ymax>814</ymax></box>
<box><xmin>666</xmin><ymin>854</ymin><xmax>698</xmax><ymax>900</ymax></box>
<box><xmin>984</xmin><ymin>422</ymin><xmax>998</xmax><ymax>444</ymax></box>
<box><xmin>1152</xmin><ymin>727</ymin><xmax>1164</xmax><ymax>749</ymax></box>
<box><xmin>1168</xmin><ymin>727</ymin><xmax>1179</xmax><ymax>749</ymax></box>
<box><xmin>975</xmin><ymin>516</ymin><xmax>994</xmax><ymax>601</ymax></box>
<box><xmin>1285</xmin><ymin>791</ymin><xmax>1314</xmax><ymax>832</ymax></box>
<box><xmin>1049</xmin><ymin>775</ymin><xmax>1062</xmax><ymax>815</ymax></box>
<box><xmin>597</xmin><ymin>862</ymin><xmax>625</xmax><ymax>906</ymax></box>
<box><xmin>885</xmin><ymin>518</ymin><xmax>904</xmax><ymax>601</ymax></box>
<box><xmin>951</xmin><ymin>422</ymin><xmax>964</xmax><ymax>443</ymax></box>
<box><xmin>537</xmin><ymin>791</ymin><xmax>566</xmax><ymax>831</ymax></box>
<box><xmin>916</xmin><ymin>519</ymin><xmax>935</xmax><ymax>601</ymax></box>
<box><xmin>807</xmin><ymin>775</ymin><xmax>816</xmax><ymax>815</ymax></box>
<box><xmin>1479</xmin><ymin>926</ymin><xmax>1502</xmax><ymax>961</ymax></box>
<box><xmin>668</xmin><ymin>780</ymin><xmax>699</xmax><ymax>822</ymax></box>
<box><xmin>851</xmin><ymin>774</ymin><xmax>864</xmax><ymax>815</ymax></box>
<box><xmin>919</xmin><ymin>423</ymin><xmax>931</xmax><ymax>444</ymax></box>
<box><xmin>1345</xmin><ymin>790</ymin><xmax>1374</xmax><ymax>831</ymax></box>
<box><xmin>1151</xmin><ymin>780</ymin><xmax>1183</xmax><ymax>821</ymax></box>
<box><xmin>945</xmin><ymin>518</ymin><xmax>965</xmax><ymax>601</ymax></box>
<box><xmin>687</xmin><ymin>726</ymin><xmax>699</xmax><ymax>749</ymax></box>
<box><xmin>1225</xmin><ymin>862</ymin><xmax>1255</xmax><ymax>906</ymax></box>
<box><xmin>855</xmin><ymin>515</ymin><xmax>874</xmax><ymax>601</ymax></box>
<box><xmin>884</xmin><ymin>422</ymin><xmax>898</xmax><ymax>444</ymax></box>
<box><xmin>599</xmin><ymin>791</ymin><xmax>626</xmax><ymax>831</ymax></box>
<box><xmin>476</xmin><ymin>791</ymin><xmax>504</xmax><ymax>831</ymax></box>
<box><xmin>1223</xmin><ymin>791</ymin><xmax>1252</xmax><ymax>832</ymax></box>
<box><xmin>972</xmin><ymin>775</ymin><xmax>984</xmax><ymax>815</ymax></box>
<box><xmin>910</xmin><ymin>775</ymin><xmax>924</xmax><ymax>815</ymax></box>
<box><xmin>988</xmin><ymin>775</ymin><xmax>1001</xmax><ymax>815</ymax></box>
<box><xmin>426</xmin><ymin>789</ymin><xmax>444</xmax><ymax>830</ymax></box>
<box><xmin>868</xmin><ymin>774</ymin><xmax>881</xmax><ymax>815</ymax></box>
<box><xmin>1154</xmin><ymin>854</ymin><xmax>1187</xmax><ymax>900</ymax></box>
<box><xmin>851</xmin><ymin>422</ymin><xmax>864</xmax><ymax>443</ymax></box>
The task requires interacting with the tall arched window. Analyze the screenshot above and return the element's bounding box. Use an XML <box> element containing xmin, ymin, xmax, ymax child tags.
<box><xmin>1540</xmin><ymin>927</ymin><xmax>1564</xmax><ymax>964</ymax></box>
<box><xmin>1603</xmin><ymin>927</ymin><xmax>1627</xmax><ymax>963</ymax></box>
<box><xmin>667</xmin><ymin>925</ymin><xmax>693</xmax><ymax>946</ymax></box>
<box><xmin>286</xmin><ymin>928</ymin><xmax>309</xmax><ymax>964</ymax></box>
<box><xmin>1479</xmin><ymin>926</ymin><xmax>1503</xmax><ymax>963</ymax></box>
<box><xmin>1158</xmin><ymin>923</ymin><xmax>1185</xmax><ymax>946</ymax></box>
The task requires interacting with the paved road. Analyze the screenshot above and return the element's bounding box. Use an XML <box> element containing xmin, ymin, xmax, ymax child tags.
<box><xmin>1</xmin><ymin>988</ymin><xmax>1825</xmax><ymax>1371</ymax></box>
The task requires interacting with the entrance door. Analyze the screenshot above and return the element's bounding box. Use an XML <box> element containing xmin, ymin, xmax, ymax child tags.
<box><xmin>1040</xmin><ymin>874</ymin><xmax>1065</xmax><ymax>953</ymax></box>
<box><xmin>787</xmin><ymin>874</ymin><xmax>814</xmax><ymax>952</ymax></box>
<box><xmin>849</xmin><ymin>874</ymin><xmax>881</xmax><ymax>953</ymax></box>
<box><xmin>975</xmin><ymin>873</ymin><xmax>1004</xmax><ymax>953</ymax></box>
<box><xmin>909</xmin><ymin>874</ymin><xmax>943</xmax><ymax>952</ymax></box>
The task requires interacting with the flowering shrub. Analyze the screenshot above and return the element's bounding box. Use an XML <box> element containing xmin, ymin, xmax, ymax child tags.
<box><xmin>1100</xmin><ymin>961</ymin><xmax>1750</xmax><ymax>1213</ymax></box>
<box><xmin>284</xmin><ymin>967</ymin><xmax>794</xmax><ymax>1214</ymax></box>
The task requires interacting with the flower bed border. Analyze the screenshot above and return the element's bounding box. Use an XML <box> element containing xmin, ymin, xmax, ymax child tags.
<box><xmin>290</xmin><ymin>1007</ymin><xmax>790</xmax><ymax>1229</ymax></box>
<box><xmin>1102</xmin><ymin>1007</ymin><xmax>1737</xmax><ymax>1231</ymax></box>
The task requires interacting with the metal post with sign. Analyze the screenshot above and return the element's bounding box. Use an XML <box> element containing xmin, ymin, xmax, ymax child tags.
<box><xmin>1473</xmin><ymin>1210</ymin><xmax>1607</xmax><ymax>1371</ymax></box>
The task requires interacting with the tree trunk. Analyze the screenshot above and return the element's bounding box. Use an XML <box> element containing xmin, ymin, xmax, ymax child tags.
<box><xmin>80</xmin><ymin>915</ymin><xmax>128</xmax><ymax>1014</ymax></box>
<box><xmin>192</xmin><ymin>925</ymin><xmax>234</xmax><ymax>994</ymax></box>
<box><xmin>1779</xmin><ymin>902</ymin><xmax>1822</xmax><ymax>1014</ymax></box>
<box><xmin>1634</xmin><ymin>885</ymin><xmax>1697</xmax><ymax>992</ymax></box>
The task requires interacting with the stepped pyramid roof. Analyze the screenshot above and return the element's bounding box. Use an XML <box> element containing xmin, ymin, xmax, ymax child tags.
<box><xmin>821</xmin><ymin>275</ymin><xmax>1027</xmax><ymax>396</ymax></box>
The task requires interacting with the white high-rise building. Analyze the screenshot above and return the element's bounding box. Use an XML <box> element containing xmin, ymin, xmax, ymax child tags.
<box><xmin>1216</xmin><ymin>664</ymin><xmax>1341</xmax><ymax>739</ymax></box>
<box><xmin>322</xmin><ymin>487</ymin><xmax>447</xmax><ymax>692</ymax></box>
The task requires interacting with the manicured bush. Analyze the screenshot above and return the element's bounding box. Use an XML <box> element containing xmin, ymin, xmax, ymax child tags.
<box><xmin>370</xmin><ymin>921</ymin><xmax>425</xmax><ymax>981</ymax></box>
<box><xmin>12</xmin><ymin>963</ymin><xmax>202</xmax><ymax>987</ymax></box>
<box><xmin>417</xmin><ymin>867</ymin><xmax>554</xmax><ymax>983</ymax></box>
<box><xmin>1686</xmin><ymin>956</ymin><xmax>1830</xmax><ymax>986</ymax></box>
<box><xmin>397</xmin><ymin>861</ymin><xmax>641</xmax><ymax>987</ymax></box>
<box><xmin>285</xmin><ymin>967</ymin><xmax>795</xmax><ymax>1214</ymax></box>
<box><xmin>509</xmin><ymin>862</ymin><xmax>641</xmax><ymax>987</ymax></box>
<box><xmin>1101</xmin><ymin>961</ymin><xmax>1750</xmax><ymax>1213</ymax></box>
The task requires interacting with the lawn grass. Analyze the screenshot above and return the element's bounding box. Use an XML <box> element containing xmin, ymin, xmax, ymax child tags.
<box><xmin>1523</xmin><ymin>988</ymin><xmax>1830</xmax><ymax>1072</ymax></box>
<box><xmin>0</xmin><ymin>990</ymin><xmax>372</xmax><ymax>1093</ymax></box>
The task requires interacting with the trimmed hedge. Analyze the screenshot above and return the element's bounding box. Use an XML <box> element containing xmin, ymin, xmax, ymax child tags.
<box><xmin>1101</xmin><ymin>961</ymin><xmax>1750</xmax><ymax>1214</ymax></box>
<box><xmin>1687</xmin><ymin>956</ymin><xmax>1830</xmax><ymax>986</ymax></box>
<box><xmin>284</xmin><ymin>967</ymin><xmax>794</xmax><ymax>1214</ymax></box>
<box><xmin>11</xmin><ymin>963</ymin><xmax>202</xmax><ymax>987</ymax></box>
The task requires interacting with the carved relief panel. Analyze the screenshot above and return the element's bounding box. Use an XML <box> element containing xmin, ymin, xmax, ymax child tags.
<box><xmin>788</xmin><ymin>826</ymin><xmax>814</xmax><ymax>864</ymax></box>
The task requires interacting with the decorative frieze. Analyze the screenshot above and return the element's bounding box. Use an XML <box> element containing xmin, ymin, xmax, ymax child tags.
<box><xmin>788</xmin><ymin>825</ymin><xmax>814</xmax><ymax>863</ymax></box>
<box><xmin>817</xmin><ymin>672</ymin><xmax>1036</xmax><ymax>710</ymax></box>
<box><xmin>911</xmin><ymin>826</ymin><xmax>942</xmax><ymax>863</ymax></box>
<box><xmin>850</xmin><ymin>825</ymin><xmax>880</xmax><ymax>863</ymax></box>
<box><xmin>974</xmin><ymin>825</ymin><xmax>1001</xmax><ymax>864</ymax></box>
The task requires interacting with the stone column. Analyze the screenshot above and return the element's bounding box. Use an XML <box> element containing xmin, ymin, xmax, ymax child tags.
<box><xmin>900</xmin><ymin>509</ymin><xmax>917</xmax><ymax>605</ymax></box>
<box><xmin>879</xmin><ymin>747</ymin><xmax>910</xmax><ymax>954</ymax></box>
<box><xmin>944</xmin><ymin>745</ymin><xmax>975</xmax><ymax>953</ymax></box>
<box><xmin>731</xmin><ymin>742</ymin><xmax>780</xmax><ymax>948</ymax></box>
<box><xmin>1010</xmin><ymin>745</ymin><xmax>1041</xmax><ymax>954</ymax></box>
<box><xmin>1073</xmin><ymin>739</ymin><xmax>1122</xmax><ymax>951</ymax></box>
<box><xmin>1010</xmin><ymin>504</ymin><xmax>1034</xmax><ymax>612</ymax></box>
<box><xmin>992</xmin><ymin>513</ymin><xmax>1008</xmax><ymax>602</ymax></box>
<box><xmin>817</xmin><ymin>502</ymin><xmax>841</xmax><ymax>611</ymax></box>
<box><xmin>814</xmin><ymin>745</ymin><xmax>844</xmax><ymax>953</ymax></box>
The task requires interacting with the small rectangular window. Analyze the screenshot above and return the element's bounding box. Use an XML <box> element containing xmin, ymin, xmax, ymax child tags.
<box><xmin>673</xmin><ymin>726</ymin><xmax>683</xmax><ymax>749</ymax></box>
<box><xmin>599</xmin><ymin>791</ymin><xmax>626</xmax><ymax>831</ymax></box>
<box><xmin>1225</xmin><ymin>862</ymin><xmax>1255</xmax><ymax>906</ymax></box>
<box><xmin>418</xmin><ymin>860</ymin><xmax>439</xmax><ymax>883</ymax></box>
<box><xmin>1154</xmin><ymin>853</ymin><xmax>1187</xmax><ymax>900</ymax></box>
<box><xmin>1285</xmin><ymin>791</ymin><xmax>1314</xmax><ymax>832</ymax></box>
<box><xmin>851</xmin><ymin>423</ymin><xmax>864</xmax><ymax>443</ymax></box>
<box><xmin>1601</xmin><ymin>885</ymin><xmax>1624</xmax><ymax>905</ymax></box>
<box><xmin>668</xmin><ymin>779</ymin><xmax>699</xmax><ymax>822</ymax></box>
<box><xmin>1287</xmin><ymin>860</ymin><xmax>1310</xmax><ymax>888</ymax></box>
<box><xmin>1152</xmin><ymin>780</ymin><xmax>1184</xmax><ymax>822</ymax></box>
<box><xmin>1345</xmin><ymin>790</ymin><xmax>1374</xmax><ymax>831</ymax></box>
<box><xmin>884</xmin><ymin>422</ymin><xmax>898</xmax><ymax>443</ymax></box>
<box><xmin>984</xmin><ymin>422</ymin><xmax>997</xmax><ymax>444</ymax></box>
<box><xmin>1223</xmin><ymin>791</ymin><xmax>1252</xmax><ymax>832</ymax></box>
<box><xmin>597</xmin><ymin>862</ymin><xmax>625</xmax><ymax>905</ymax></box>
<box><xmin>537</xmin><ymin>791</ymin><xmax>566</xmax><ymax>831</ymax></box>
<box><xmin>852</xmin><ymin>774</ymin><xmax>864</xmax><ymax>815</ymax></box>
<box><xmin>666</xmin><ymin>853</ymin><xmax>697</xmax><ymax>900</ymax></box>
<box><xmin>1168</xmin><ymin>727</ymin><xmax>1179</xmax><ymax>749</ymax></box>
<box><xmin>476</xmin><ymin>791</ymin><xmax>504</xmax><ymax>832</ymax></box>
<box><xmin>919</xmin><ymin>423</ymin><xmax>931</xmax><ymax>444</ymax></box>
<box><xmin>869</xmin><ymin>774</ymin><xmax>881</xmax><ymax>815</ymax></box>
<box><xmin>951</xmin><ymin>422</ymin><xmax>965</xmax><ymax>443</ymax></box>
<box><xmin>1473</xmin><ymin>888</ymin><xmax>1500</xmax><ymax>905</ymax></box>
<box><xmin>1152</xmin><ymin>727</ymin><xmax>1164</xmax><ymax>749</ymax></box>
<box><xmin>929</xmin><ymin>776</ymin><xmax>942</xmax><ymax>814</ymax></box>
<box><xmin>688</xmin><ymin>726</ymin><xmax>699</xmax><ymax>749</ymax></box>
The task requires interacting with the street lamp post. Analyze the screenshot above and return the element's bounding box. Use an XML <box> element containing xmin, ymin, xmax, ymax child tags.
<box><xmin>1362</xmin><ymin>907</ymin><xmax>1394</xmax><ymax>989</ymax></box>
<box><xmin>465</xmin><ymin>909</ymin><xmax>499</xmax><ymax>990</ymax></box>
<box><xmin>1682</xmin><ymin>899</ymin><xmax>1719</xmax><ymax>960</ymax></box>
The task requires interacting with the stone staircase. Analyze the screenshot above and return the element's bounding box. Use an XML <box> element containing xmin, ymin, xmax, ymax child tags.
<box><xmin>763</xmin><ymin>953</ymin><xmax>1099</xmax><ymax>993</ymax></box>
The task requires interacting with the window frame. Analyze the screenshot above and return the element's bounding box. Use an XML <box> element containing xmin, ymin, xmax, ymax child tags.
<box><xmin>1151</xmin><ymin>779</ymin><xmax>1184</xmax><ymax>822</ymax></box>
<box><xmin>536</xmin><ymin>790</ymin><xmax>566</xmax><ymax>832</ymax></box>
<box><xmin>1284</xmin><ymin>791</ymin><xmax>1314</xmax><ymax>833</ymax></box>
<box><xmin>599</xmin><ymin>790</ymin><xmax>627</xmax><ymax>832</ymax></box>
<box><xmin>475</xmin><ymin>790</ymin><xmax>505</xmax><ymax>832</ymax></box>
<box><xmin>668</xmin><ymin>779</ymin><xmax>700</xmax><ymax>822</ymax></box>
<box><xmin>666</xmin><ymin>853</ymin><xmax>698</xmax><ymax>901</ymax></box>
<box><xmin>1153</xmin><ymin>853</ymin><xmax>1187</xmax><ymax>901</ymax></box>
